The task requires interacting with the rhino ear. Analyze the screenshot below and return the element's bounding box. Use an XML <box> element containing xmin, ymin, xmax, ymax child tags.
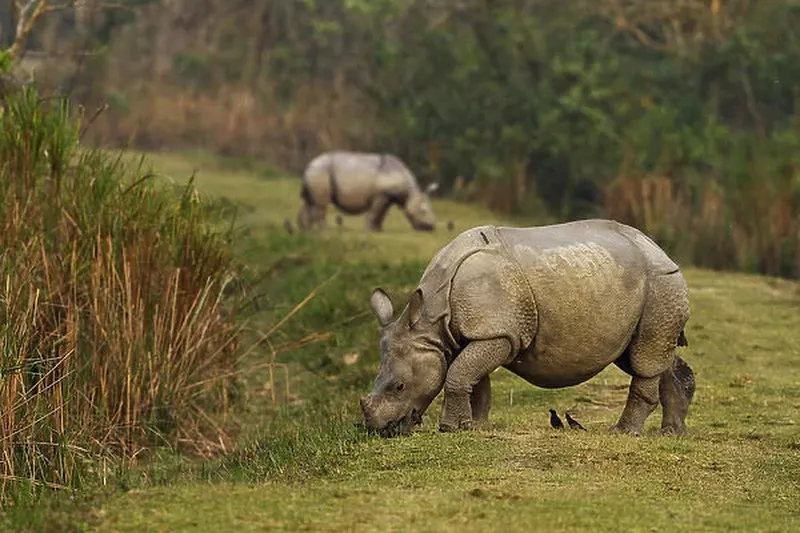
<box><xmin>370</xmin><ymin>288</ymin><xmax>394</xmax><ymax>327</ymax></box>
<box><xmin>407</xmin><ymin>288</ymin><xmax>424</xmax><ymax>329</ymax></box>
<box><xmin>425</xmin><ymin>182</ymin><xmax>440</xmax><ymax>195</ymax></box>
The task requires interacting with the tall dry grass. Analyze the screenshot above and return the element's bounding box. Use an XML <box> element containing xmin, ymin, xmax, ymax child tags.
<box><xmin>0</xmin><ymin>88</ymin><xmax>241</xmax><ymax>498</ymax></box>
<box><xmin>606</xmin><ymin>170</ymin><xmax>800</xmax><ymax>278</ymax></box>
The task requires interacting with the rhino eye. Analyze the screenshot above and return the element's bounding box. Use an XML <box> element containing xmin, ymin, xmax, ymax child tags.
<box><xmin>395</xmin><ymin>382</ymin><xmax>405</xmax><ymax>392</ymax></box>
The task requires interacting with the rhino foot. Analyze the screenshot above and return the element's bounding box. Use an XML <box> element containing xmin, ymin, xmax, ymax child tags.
<box><xmin>439</xmin><ymin>420</ymin><xmax>472</xmax><ymax>433</ymax></box>
<box><xmin>608</xmin><ymin>424</ymin><xmax>642</xmax><ymax>436</ymax></box>
<box><xmin>471</xmin><ymin>419</ymin><xmax>492</xmax><ymax>431</ymax></box>
<box><xmin>660</xmin><ymin>424</ymin><xmax>688</xmax><ymax>437</ymax></box>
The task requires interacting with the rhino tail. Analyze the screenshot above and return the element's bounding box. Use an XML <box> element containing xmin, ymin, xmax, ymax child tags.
<box><xmin>677</xmin><ymin>329</ymin><xmax>688</xmax><ymax>347</ymax></box>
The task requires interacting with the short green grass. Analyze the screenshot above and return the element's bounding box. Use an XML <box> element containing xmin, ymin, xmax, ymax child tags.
<box><xmin>18</xmin><ymin>150</ymin><xmax>800</xmax><ymax>532</ymax></box>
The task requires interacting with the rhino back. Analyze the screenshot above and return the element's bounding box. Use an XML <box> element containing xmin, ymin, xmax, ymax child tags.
<box><xmin>498</xmin><ymin>219</ymin><xmax>678</xmax><ymax>275</ymax></box>
<box><xmin>496</xmin><ymin>220</ymin><xmax>651</xmax><ymax>385</ymax></box>
<box><xmin>612</xmin><ymin>221</ymin><xmax>680</xmax><ymax>275</ymax></box>
<box><xmin>420</xmin><ymin>225</ymin><xmax>497</xmax><ymax>286</ymax></box>
<box><xmin>374</xmin><ymin>154</ymin><xmax>418</xmax><ymax>200</ymax></box>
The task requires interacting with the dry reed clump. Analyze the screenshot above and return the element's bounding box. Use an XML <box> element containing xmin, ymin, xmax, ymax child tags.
<box><xmin>605</xmin><ymin>169</ymin><xmax>800</xmax><ymax>278</ymax></box>
<box><xmin>0</xmin><ymin>88</ymin><xmax>241</xmax><ymax>497</ymax></box>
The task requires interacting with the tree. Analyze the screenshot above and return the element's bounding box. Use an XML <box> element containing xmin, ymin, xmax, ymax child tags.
<box><xmin>2</xmin><ymin>0</ymin><xmax>138</xmax><ymax>65</ymax></box>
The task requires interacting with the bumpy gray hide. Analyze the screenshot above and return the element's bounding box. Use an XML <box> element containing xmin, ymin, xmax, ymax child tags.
<box><xmin>297</xmin><ymin>151</ymin><xmax>439</xmax><ymax>232</ymax></box>
<box><xmin>360</xmin><ymin>219</ymin><xmax>695</xmax><ymax>438</ymax></box>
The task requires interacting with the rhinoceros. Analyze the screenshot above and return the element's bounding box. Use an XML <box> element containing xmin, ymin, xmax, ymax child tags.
<box><xmin>297</xmin><ymin>151</ymin><xmax>439</xmax><ymax>232</ymax></box>
<box><xmin>360</xmin><ymin>219</ymin><xmax>695</xmax><ymax>438</ymax></box>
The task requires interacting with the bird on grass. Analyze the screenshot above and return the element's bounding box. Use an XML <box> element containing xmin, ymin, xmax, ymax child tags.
<box><xmin>447</xmin><ymin>220</ymin><xmax>455</xmax><ymax>232</ymax></box>
<box><xmin>565</xmin><ymin>412</ymin><xmax>586</xmax><ymax>431</ymax></box>
<box><xmin>549</xmin><ymin>409</ymin><xmax>564</xmax><ymax>429</ymax></box>
<box><xmin>283</xmin><ymin>218</ymin><xmax>294</xmax><ymax>234</ymax></box>
<box><xmin>336</xmin><ymin>215</ymin><xmax>344</xmax><ymax>228</ymax></box>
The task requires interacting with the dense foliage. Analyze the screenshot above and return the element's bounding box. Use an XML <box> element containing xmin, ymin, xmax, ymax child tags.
<box><xmin>17</xmin><ymin>0</ymin><xmax>800</xmax><ymax>278</ymax></box>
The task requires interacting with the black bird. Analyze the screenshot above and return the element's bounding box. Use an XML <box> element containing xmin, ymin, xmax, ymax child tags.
<box><xmin>565</xmin><ymin>412</ymin><xmax>586</xmax><ymax>431</ymax></box>
<box><xmin>283</xmin><ymin>219</ymin><xmax>294</xmax><ymax>234</ymax></box>
<box><xmin>549</xmin><ymin>409</ymin><xmax>564</xmax><ymax>429</ymax></box>
<box><xmin>447</xmin><ymin>220</ymin><xmax>455</xmax><ymax>232</ymax></box>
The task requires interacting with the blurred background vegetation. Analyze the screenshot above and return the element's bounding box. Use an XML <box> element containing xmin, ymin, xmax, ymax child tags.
<box><xmin>7</xmin><ymin>0</ymin><xmax>800</xmax><ymax>278</ymax></box>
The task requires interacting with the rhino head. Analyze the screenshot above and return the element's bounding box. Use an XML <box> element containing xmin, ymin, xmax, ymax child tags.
<box><xmin>360</xmin><ymin>287</ymin><xmax>447</xmax><ymax>437</ymax></box>
<box><xmin>404</xmin><ymin>182</ymin><xmax>439</xmax><ymax>232</ymax></box>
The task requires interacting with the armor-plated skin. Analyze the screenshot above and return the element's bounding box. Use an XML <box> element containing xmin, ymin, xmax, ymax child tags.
<box><xmin>297</xmin><ymin>150</ymin><xmax>439</xmax><ymax>232</ymax></box>
<box><xmin>361</xmin><ymin>219</ymin><xmax>695</xmax><ymax>438</ymax></box>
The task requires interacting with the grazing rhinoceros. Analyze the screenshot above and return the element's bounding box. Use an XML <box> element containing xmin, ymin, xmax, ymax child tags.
<box><xmin>360</xmin><ymin>219</ymin><xmax>695</xmax><ymax>438</ymax></box>
<box><xmin>297</xmin><ymin>151</ymin><xmax>439</xmax><ymax>232</ymax></box>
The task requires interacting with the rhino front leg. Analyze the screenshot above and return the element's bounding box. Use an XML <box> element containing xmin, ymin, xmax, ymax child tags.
<box><xmin>364</xmin><ymin>195</ymin><xmax>391</xmax><ymax>232</ymax></box>
<box><xmin>440</xmin><ymin>338</ymin><xmax>511</xmax><ymax>432</ymax></box>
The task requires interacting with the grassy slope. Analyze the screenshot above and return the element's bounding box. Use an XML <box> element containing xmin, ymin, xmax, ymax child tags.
<box><xmin>91</xmin><ymin>151</ymin><xmax>800</xmax><ymax>532</ymax></box>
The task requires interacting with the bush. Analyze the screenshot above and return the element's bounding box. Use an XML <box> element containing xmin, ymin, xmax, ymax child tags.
<box><xmin>0</xmin><ymin>88</ymin><xmax>241</xmax><ymax>498</ymax></box>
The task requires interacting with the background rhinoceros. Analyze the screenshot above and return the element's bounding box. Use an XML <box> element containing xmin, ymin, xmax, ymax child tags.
<box><xmin>297</xmin><ymin>150</ymin><xmax>439</xmax><ymax>232</ymax></box>
<box><xmin>360</xmin><ymin>219</ymin><xmax>695</xmax><ymax>438</ymax></box>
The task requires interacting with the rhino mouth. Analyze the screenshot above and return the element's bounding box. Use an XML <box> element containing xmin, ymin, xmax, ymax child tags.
<box><xmin>369</xmin><ymin>408</ymin><xmax>424</xmax><ymax>438</ymax></box>
<box><xmin>406</xmin><ymin>217</ymin><xmax>435</xmax><ymax>232</ymax></box>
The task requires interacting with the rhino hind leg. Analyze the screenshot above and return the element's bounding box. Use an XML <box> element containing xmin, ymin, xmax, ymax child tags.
<box><xmin>297</xmin><ymin>203</ymin><xmax>326</xmax><ymax>231</ymax></box>
<box><xmin>297</xmin><ymin>203</ymin><xmax>312</xmax><ymax>230</ymax></box>
<box><xmin>298</xmin><ymin>184</ymin><xmax>327</xmax><ymax>231</ymax></box>
<box><xmin>297</xmin><ymin>186</ymin><xmax>313</xmax><ymax>230</ymax></box>
<box><xmin>658</xmin><ymin>355</ymin><xmax>695</xmax><ymax>435</ymax></box>
<box><xmin>610</xmin><ymin>375</ymin><xmax>660</xmax><ymax>436</ymax></box>
<box><xmin>469</xmin><ymin>374</ymin><xmax>492</xmax><ymax>428</ymax></box>
<box><xmin>611</xmin><ymin>272</ymin><xmax>691</xmax><ymax>436</ymax></box>
<box><xmin>313</xmin><ymin>204</ymin><xmax>328</xmax><ymax>229</ymax></box>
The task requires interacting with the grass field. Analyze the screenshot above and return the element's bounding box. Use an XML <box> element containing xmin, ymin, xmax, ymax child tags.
<box><xmin>12</xmin><ymin>149</ymin><xmax>799</xmax><ymax>532</ymax></box>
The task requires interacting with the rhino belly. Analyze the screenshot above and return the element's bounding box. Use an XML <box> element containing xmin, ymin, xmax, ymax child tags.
<box><xmin>502</xmin><ymin>235</ymin><xmax>648</xmax><ymax>388</ymax></box>
<box><xmin>330</xmin><ymin>171</ymin><xmax>379</xmax><ymax>213</ymax></box>
<box><xmin>507</xmin><ymin>286</ymin><xmax>644</xmax><ymax>388</ymax></box>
